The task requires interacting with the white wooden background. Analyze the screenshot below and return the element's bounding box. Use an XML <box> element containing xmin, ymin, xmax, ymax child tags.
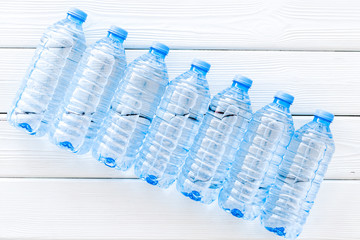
<box><xmin>1</xmin><ymin>1</ymin><xmax>360</xmax><ymax>239</ymax></box>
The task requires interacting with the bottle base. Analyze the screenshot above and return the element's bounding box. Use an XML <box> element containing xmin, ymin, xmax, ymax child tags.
<box><xmin>264</xmin><ymin>226</ymin><xmax>286</xmax><ymax>237</ymax></box>
<box><xmin>260</xmin><ymin>212</ymin><xmax>302</xmax><ymax>240</ymax></box>
<box><xmin>9</xmin><ymin>110</ymin><xmax>50</xmax><ymax>137</ymax></box>
<box><xmin>95</xmin><ymin>154</ymin><xmax>133</xmax><ymax>171</ymax></box>
<box><xmin>218</xmin><ymin>190</ymin><xmax>260</xmax><ymax>221</ymax></box>
<box><xmin>59</xmin><ymin>141</ymin><xmax>75</xmax><ymax>152</ymax></box>
<box><xmin>176</xmin><ymin>174</ymin><xmax>218</xmax><ymax>204</ymax></box>
<box><xmin>51</xmin><ymin>139</ymin><xmax>91</xmax><ymax>155</ymax></box>
<box><xmin>143</xmin><ymin>174</ymin><xmax>175</xmax><ymax>189</ymax></box>
<box><xmin>18</xmin><ymin>122</ymin><xmax>33</xmax><ymax>133</ymax></box>
<box><xmin>136</xmin><ymin>172</ymin><xmax>176</xmax><ymax>189</ymax></box>
<box><xmin>8</xmin><ymin>117</ymin><xmax>47</xmax><ymax>137</ymax></box>
<box><xmin>7</xmin><ymin>108</ymin><xmax>49</xmax><ymax>136</ymax></box>
<box><xmin>48</xmin><ymin>130</ymin><xmax>78</xmax><ymax>154</ymax></box>
<box><xmin>262</xmin><ymin>223</ymin><xmax>301</xmax><ymax>239</ymax></box>
<box><xmin>15</xmin><ymin>122</ymin><xmax>46</xmax><ymax>137</ymax></box>
<box><xmin>219</xmin><ymin>202</ymin><xmax>246</xmax><ymax>219</ymax></box>
<box><xmin>134</xmin><ymin>158</ymin><xmax>178</xmax><ymax>189</ymax></box>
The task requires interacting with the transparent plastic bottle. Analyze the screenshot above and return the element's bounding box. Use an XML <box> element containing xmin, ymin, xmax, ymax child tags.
<box><xmin>92</xmin><ymin>42</ymin><xmax>169</xmax><ymax>170</ymax></box>
<box><xmin>177</xmin><ymin>75</ymin><xmax>253</xmax><ymax>204</ymax></box>
<box><xmin>134</xmin><ymin>59</ymin><xmax>211</xmax><ymax>188</ymax></box>
<box><xmin>49</xmin><ymin>26</ymin><xmax>128</xmax><ymax>154</ymax></box>
<box><xmin>218</xmin><ymin>91</ymin><xmax>295</xmax><ymax>220</ymax></box>
<box><xmin>8</xmin><ymin>8</ymin><xmax>87</xmax><ymax>136</ymax></box>
<box><xmin>261</xmin><ymin>110</ymin><xmax>335</xmax><ymax>240</ymax></box>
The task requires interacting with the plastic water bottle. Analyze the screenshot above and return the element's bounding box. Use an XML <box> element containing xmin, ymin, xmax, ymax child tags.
<box><xmin>261</xmin><ymin>110</ymin><xmax>335</xmax><ymax>239</ymax></box>
<box><xmin>8</xmin><ymin>8</ymin><xmax>87</xmax><ymax>136</ymax></box>
<box><xmin>134</xmin><ymin>59</ymin><xmax>211</xmax><ymax>188</ymax></box>
<box><xmin>218</xmin><ymin>91</ymin><xmax>295</xmax><ymax>220</ymax></box>
<box><xmin>92</xmin><ymin>42</ymin><xmax>170</xmax><ymax>170</ymax></box>
<box><xmin>49</xmin><ymin>26</ymin><xmax>128</xmax><ymax>154</ymax></box>
<box><xmin>177</xmin><ymin>75</ymin><xmax>253</xmax><ymax>203</ymax></box>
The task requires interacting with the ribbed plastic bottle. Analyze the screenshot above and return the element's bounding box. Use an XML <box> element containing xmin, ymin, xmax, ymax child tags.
<box><xmin>134</xmin><ymin>59</ymin><xmax>211</xmax><ymax>188</ymax></box>
<box><xmin>92</xmin><ymin>42</ymin><xmax>170</xmax><ymax>170</ymax></box>
<box><xmin>8</xmin><ymin>8</ymin><xmax>87</xmax><ymax>136</ymax></box>
<box><xmin>177</xmin><ymin>75</ymin><xmax>253</xmax><ymax>204</ymax></box>
<box><xmin>218</xmin><ymin>91</ymin><xmax>295</xmax><ymax>220</ymax></box>
<box><xmin>49</xmin><ymin>26</ymin><xmax>128</xmax><ymax>154</ymax></box>
<box><xmin>261</xmin><ymin>110</ymin><xmax>335</xmax><ymax>240</ymax></box>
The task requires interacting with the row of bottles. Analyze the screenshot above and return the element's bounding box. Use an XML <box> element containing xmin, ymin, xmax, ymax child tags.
<box><xmin>8</xmin><ymin>9</ymin><xmax>335</xmax><ymax>240</ymax></box>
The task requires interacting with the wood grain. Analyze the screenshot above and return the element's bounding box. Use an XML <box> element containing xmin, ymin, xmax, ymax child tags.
<box><xmin>2</xmin><ymin>49</ymin><xmax>360</xmax><ymax>114</ymax></box>
<box><xmin>0</xmin><ymin>117</ymin><xmax>358</xmax><ymax>179</ymax></box>
<box><xmin>1</xmin><ymin>0</ymin><xmax>360</xmax><ymax>50</ymax></box>
<box><xmin>0</xmin><ymin>178</ymin><xmax>358</xmax><ymax>240</ymax></box>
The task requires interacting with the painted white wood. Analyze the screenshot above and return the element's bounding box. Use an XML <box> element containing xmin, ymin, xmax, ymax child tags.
<box><xmin>2</xmin><ymin>0</ymin><xmax>360</xmax><ymax>50</ymax></box>
<box><xmin>0</xmin><ymin>119</ymin><xmax>135</xmax><ymax>179</ymax></box>
<box><xmin>2</xmin><ymin>49</ymin><xmax>360</xmax><ymax>114</ymax></box>
<box><xmin>0</xmin><ymin>117</ymin><xmax>358</xmax><ymax>179</ymax></box>
<box><xmin>1</xmin><ymin>2</ymin><xmax>359</xmax><ymax>239</ymax></box>
<box><xmin>0</xmin><ymin>178</ymin><xmax>358</xmax><ymax>240</ymax></box>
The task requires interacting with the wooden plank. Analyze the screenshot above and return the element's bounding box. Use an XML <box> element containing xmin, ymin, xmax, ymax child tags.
<box><xmin>2</xmin><ymin>0</ymin><xmax>360</xmax><ymax>50</ymax></box>
<box><xmin>0</xmin><ymin>116</ymin><xmax>358</xmax><ymax>179</ymax></box>
<box><xmin>2</xmin><ymin>49</ymin><xmax>360</xmax><ymax>114</ymax></box>
<box><xmin>0</xmin><ymin>119</ymin><xmax>135</xmax><ymax>179</ymax></box>
<box><xmin>0</xmin><ymin>178</ymin><xmax>358</xmax><ymax>239</ymax></box>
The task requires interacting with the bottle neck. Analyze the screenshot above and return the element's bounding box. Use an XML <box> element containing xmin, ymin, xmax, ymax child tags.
<box><xmin>231</xmin><ymin>81</ymin><xmax>250</xmax><ymax>92</ymax></box>
<box><xmin>313</xmin><ymin>116</ymin><xmax>331</xmax><ymax>126</ymax></box>
<box><xmin>107</xmin><ymin>32</ymin><xmax>125</xmax><ymax>43</ymax></box>
<box><xmin>66</xmin><ymin>14</ymin><xmax>84</xmax><ymax>25</ymax></box>
<box><xmin>149</xmin><ymin>48</ymin><xmax>166</xmax><ymax>59</ymax></box>
<box><xmin>273</xmin><ymin>97</ymin><xmax>291</xmax><ymax>108</ymax></box>
<box><xmin>190</xmin><ymin>66</ymin><xmax>208</xmax><ymax>76</ymax></box>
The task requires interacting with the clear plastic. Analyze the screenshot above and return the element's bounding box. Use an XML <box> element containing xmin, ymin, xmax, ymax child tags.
<box><xmin>134</xmin><ymin>62</ymin><xmax>211</xmax><ymax>188</ymax></box>
<box><xmin>218</xmin><ymin>95</ymin><xmax>294</xmax><ymax>220</ymax></box>
<box><xmin>261</xmin><ymin>115</ymin><xmax>335</xmax><ymax>239</ymax></box>
<box><xmin>177</xmin><ymin>78</ymin><xmax>253</xmax><ymax>204</ymax></box>
<box><xmin>49</xmin><ymin>30</ymin><xmax>127</xmax><ymax>154</ymax></box>
<box><xmin>92</xmin><ymin>46</ymin><xmax>169</xmax><ymax>170</ymax></box>
<box><xmin>8</xmin><ymin>12</ymin><xmax>86</xmax><ymax>136</ymax></box>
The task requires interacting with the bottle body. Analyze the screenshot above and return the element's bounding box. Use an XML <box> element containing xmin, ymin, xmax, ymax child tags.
<box><xmin>92</xmin><ymin>48</ymin><xmax>169</xmax><ymax>171</ymax></box>
<box><xmin>261</xmin><ymin>117</ymin><xmax>335</xmax><ymax>239</ymax></box>
<box><xmin>177</xmin><ymin>81</ymin><xmax>252</xmax><ymax>203</ymax></box>
<box><xmin>134</xmin><ymin>67</ymin><xmax>211</xmax><ymax>188</ymax></box>
<box><xmin>218</xmin><ymin>98</ymin><xmax>294</xmax><ymax>220</ymax></box>
<box><xmin>8</xmin><ymin>15</ymin><xmax>86</xmax><ymax>136</ymax></box>
<box><xmin>49</xmin><ymin>33</ymin><xmax>127</xmax><ymax>154</ymax></box>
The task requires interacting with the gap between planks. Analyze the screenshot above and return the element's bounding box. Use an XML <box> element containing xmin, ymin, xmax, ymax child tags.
<box><xmin>5</xmin><ymin>46</ymin><xmax>360</xmax><ymax>52</ymax></box>
<box><xmin>3</xmin><ymin>0</ymin><xmax>360</xmax><ymax>51</ymax></box>
<box><xmin>3</xmin><ymin>49</ymin><xmax>360</xmax><ymax>114</ymax></box>
<box><xmin>0</xmin><ymin>177</ymin><xmax>358</xmax><ymax>181</ymax></box>
<box><xmin>0</xmin><ymin>116</ymin><xmax>359</xmax><ymax>179</ymax></box>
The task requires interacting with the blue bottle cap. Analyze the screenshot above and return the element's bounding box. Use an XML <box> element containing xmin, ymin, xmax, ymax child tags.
<box><xmin>67</xmin><ymin>8</ymin><xmax>87</xmax><ymax>22</ymax></box>
<box><xmin>233</xmin><ymin>75</ymin><xmax>253</xmax><ymax>88</ymax></box>
<box><xmin>315</xmin><ymin>109</ymin><xmax>334</xmax><ymax>122</ymax></box>
<box><xmin>191</xmin><ymin>59</ymin><xmax>211</xmax><ymax>73</ymax></box>
<box><xmin>151</xmin><ymin>42</ymin><xmax>170</xmax><ymax>55</ymax></box>
<box><xmin>274</xmin><ymin>91</ymin><xmax>294</xmax><ymax>105</ymax></box>
<box><xmin>108</xmin><ymin>25</ymin><xmax>128</xmax><ymax>40</ymax></box>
